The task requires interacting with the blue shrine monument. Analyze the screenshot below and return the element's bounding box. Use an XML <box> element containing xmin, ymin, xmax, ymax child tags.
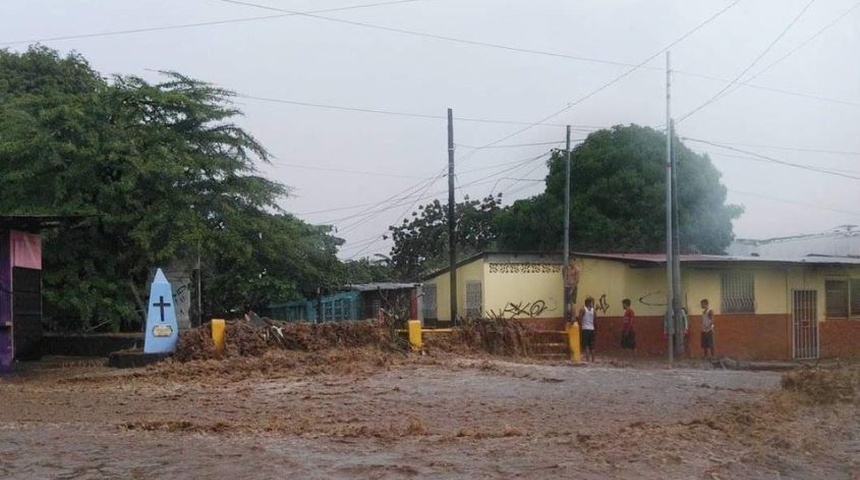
<box><xmin>143</xmin><ymin>268</ymin><xmax>179</xmax><ymax>354</ymax></box>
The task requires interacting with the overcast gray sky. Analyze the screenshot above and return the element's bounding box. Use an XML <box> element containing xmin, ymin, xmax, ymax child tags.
<box><xmin>3</xmin><ymin>0</ymin><xmax>859</xmax><ymax>258</ymax></box>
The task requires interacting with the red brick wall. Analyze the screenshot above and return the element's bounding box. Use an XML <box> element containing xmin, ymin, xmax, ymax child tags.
<box><xmin>820</xmin><ymin>319</ymin><xmax>860</xmax><ymax>359</ymax></box>
<box><xmin>506</xmin><ymin>315</ymin><xmax>859</xmax><ymax>361</ymax></box>
<box><xmin>589</xmin><ymin>313</ymin><xmax>792</xmax><ymax>360</ymax></box>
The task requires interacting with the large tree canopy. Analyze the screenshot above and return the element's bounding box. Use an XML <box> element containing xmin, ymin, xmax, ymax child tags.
<box><xmin>386</xmin><ymin>194</ymin><xmax>502</xmax><ymax>280</ymax></box>
<box><xmin>0</xmin><ymin>46</ymin><xmax>342</xmax><ymax>329</ymax></box>
<box><xmin>495</xmin><ymin>124</ymin><xmax>742</xmax><ymax>254</ymax></box>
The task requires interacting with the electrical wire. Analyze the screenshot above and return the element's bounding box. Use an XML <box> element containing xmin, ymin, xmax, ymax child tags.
<box><xmin>238</xmin><ymin>94</ymin><xmax>604</xmax><ymax>129</ymax></box>
<box><xmin>729</xmin><ymin>188</ymin><xmax>860</xmax><ymax>217</ymax></box>
<box><xmin>326</xmin><ymin>150</ymin><xmax>554</xmax><ymax>256</ymax></box>
<box><xmin>452</xmin><ymin>0</ymin><xmax>744</xmax><ymax>163</ymax></box>
<box><xmin>0</xmin><ymin>0</ymin><xmax>426</xmax><ymax>46</ymax></box>
<box><xmin>684</xmin><ymin>137</ymin><xmax>860</xmax><ymax>180</ymax></box>
<box><xmin>675</xmin><ymin>0</ymin><xmax>817</xmax><ymax>124</ymax></box>
<box><xmin>269</xmin><ymin>161</ymin><xmax>431</xmax><ymax>180</ymax></box>
<box><xmin>717</xmin><ymin>1</ymin><xmax>860</xmax><ymax>102</ymax></box>
<box><xmin>707</xmin><ymin>151</ymin><xmax>860</xmax><ymax>175</ymax></box>
<box><xmin>687</xmin><ymin>139</ymin><xmax>860</xmax><ymax>157</ymax></box>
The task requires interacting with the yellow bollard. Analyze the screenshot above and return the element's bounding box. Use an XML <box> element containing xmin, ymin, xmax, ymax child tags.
<box><xmin>566</xmin><ymin>321</ymin><xmax>582</xmax><ymax>363</ymax></box>
<box><xmin>211</xmin><ymin>318</ymin><xmax>226</xmax><ymax>355</ymax></box>
<box><xmin>407</xmin><ymin>320</ymin><xmax>422</xmax><ymax>351</ymax></box>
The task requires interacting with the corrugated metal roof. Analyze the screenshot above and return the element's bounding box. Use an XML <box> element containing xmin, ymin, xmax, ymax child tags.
<box><xmin>346</xmin><ymin>282</ymin><xmax>419</xmax><ymax>292</ymax></box>
<box><xmin>575</xmin><ymin>252</ymin><xmax>860</xmax><ymax>266</ymax></box>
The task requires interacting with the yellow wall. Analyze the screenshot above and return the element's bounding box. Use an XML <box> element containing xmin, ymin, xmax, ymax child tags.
<box><xmin>425</xmin><ymin>255</ymin><xmax>860</xmax><ymax>322</ymax></box>
<box><xmin>424</xmin><ymin>256</ymin><xmax>485</xmax><ymax>321</ymax></box>
<box><xmin>574</xmin><ymin>258</ymin><xmax>634</xmax><ymax>317</ymax></box>
<box><xmin>483</xmin><ymin>254</ymin><xmax>564</xmax><ymax>318</ymax></box>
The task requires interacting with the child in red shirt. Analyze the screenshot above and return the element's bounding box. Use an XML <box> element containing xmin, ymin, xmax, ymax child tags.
<box><xmin>621</xmin><ymin>298</ymin><xmax>636</xmax><ymax>358</ymax></box>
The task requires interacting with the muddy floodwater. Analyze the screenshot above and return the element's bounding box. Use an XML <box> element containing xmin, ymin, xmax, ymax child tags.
<box><xmin>1</xmin><ymin>353</ymin><xmax>858</xmax><ymax>479</ymax></box>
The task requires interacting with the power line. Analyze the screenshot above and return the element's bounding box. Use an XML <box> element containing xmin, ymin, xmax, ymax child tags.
<box><xmin>330</xmin><ymin>151</ymin><xmax>550</xmax><ymax>228</ymax></box>
<box><xmin>708</xmin><ymin>151</ymin><xmax>860</xmax><ymax>175</ymax></box>
<box><xmin>238</xmin><ymin>93</ymin><xmax>604</xmax><ymax>129</ymax></box>
<box><xmin>729</xmin><ymin>188</ymin><xmax>860</xmax><ymax>217</ymax></box>
<box><xmin>269</xmin><ymin>161</ymin><xmax>431</xmax><ymax>180</ymax></box>
<box><xmin>455</xmin><ymin>140</ymin><xmax>577</xmax><ymax>149</ymax></box>
<box><xmin>7</xmin><ymin>1</ymin><xmax>856</xmax><ymax>113</ymax></box>
<box><xmin>674</xmin><ymin>69</ymin><xmax>860</xmax><ymax>108</ymax></box>
<box><xmin>319</xmin><ymin>151</ymin><xmax>552</xmax><ymax>254</ymax></box>
<box><xmin>220</xmin><ymin>0</ymin><xmax>699</xmax><ymax>72</ymax></box>
<box><xmin>719</xmin><ymin>1</ymin><xmax>860</xmax><ymax>100</ymax></box>
<box><xmin>330</xmin><ymin>172</ymin><xmax>445</xmax><ymax>230</ymax></box>
<box><xmin>675</xmin><ymin>0</ymin><xmax>817</xmax><ymax>124</ymax></box>
<box><xmin>453</xmin><ymin>0</ymin><xmax>744</xmax><ymax>163</ymax></box>
<box><xmin>684</xmin><ymin>137</ymin><xmax>860</xmax><ymax>180</ymax></box>
<box><xmin>346</xmin><ymin>173</ymin><xmax>439</xmax><ymax>258</ymax></box>
<box><xmin>0</xmin><ymin>0</ymin><xmax>426</xmax><ymax>46</ymax></box>
<box><xmin>689</xmin><ymin>139</ymin><xmax>860</xmax><ymax>157</ymax></box>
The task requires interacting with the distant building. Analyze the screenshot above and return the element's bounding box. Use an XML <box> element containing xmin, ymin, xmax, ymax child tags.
<box><xmin>264</xmin><ymin>283</ymin><xmax>420</xmax><ymax>323</ymax></box>
<box><xmin>728</xmin><ymin>225</ymin><xmax>860</xmax><ymax>258</ymax></box>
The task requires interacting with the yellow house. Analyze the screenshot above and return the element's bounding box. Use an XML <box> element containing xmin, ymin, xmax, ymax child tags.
<box><xmin>423</xmin><ymin>251</ymin><xmax>860</xmax><ymax>360</ymax></box>
<box><xmin>422</xmin><ymin>252</ymin><xmax>566</xmax><ymax>325</ymax></box>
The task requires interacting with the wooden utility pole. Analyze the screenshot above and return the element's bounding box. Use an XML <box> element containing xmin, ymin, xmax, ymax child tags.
<box><xmin>563</xmin><ymin>125</ymin><xmax>572</xmax><ymax>322</ymax></box>
<box><xmin>447</xmin><ymin>108</ymin><xmax>458</xmax><ymax>324</ymax></box>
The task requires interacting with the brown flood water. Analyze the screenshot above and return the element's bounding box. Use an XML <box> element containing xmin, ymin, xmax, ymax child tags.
<box><xmin>1</xmin><ymin>354</ymin><xmax>857</xmax><ymax>479</ymax></box>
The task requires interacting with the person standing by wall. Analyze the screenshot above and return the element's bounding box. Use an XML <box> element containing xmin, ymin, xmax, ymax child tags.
<box><xmin>700</xmin><ymin>299</ymin><xmax>715</xmax><ymax>361</ymax></box>
<box><xmin>665</xmin><ymin>307</ymin><xmax>690</xmax><ymax>358</ymax></box>
<box><xmin>578</xmin><ymin>296</ymin><xmax>597</xmax><ymax>362</ymax></box>
<box><xmin>621</xmin><ymin>298</ymin><xmax>636</xmax><ymax>359</ymax></box>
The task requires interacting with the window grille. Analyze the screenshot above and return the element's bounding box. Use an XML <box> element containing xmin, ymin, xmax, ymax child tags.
<box><xmin>465</xmin><ymin>281</ymin><xmax>483</xmax><ymax>318</ymax></box>
<box><xmin>721</xmin><ymin>272</ymin><xmax>755</xmax><ymax>313</ymax></box>
<box><xmin>422</xmin><ymin>284</ymin><xmax>437</xmax><ymax>319</ymax></box>
<box><xmin>825</xmin><ymin>279</ymin><xmax>860</xmax><ymax>318</ymax></box>
<box><xmin>851</xmin><ymin>280</ymin><xmax>860</xmax><ymax>316</ymax></box>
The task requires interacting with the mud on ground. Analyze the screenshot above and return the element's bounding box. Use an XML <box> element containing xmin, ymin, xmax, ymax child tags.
<box><xmin>1</xmin><ymin>350</ymin><xmax>858</xmax><ymax>479</ymax></box>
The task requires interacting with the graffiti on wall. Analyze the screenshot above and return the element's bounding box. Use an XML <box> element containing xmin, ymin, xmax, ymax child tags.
<box><xmin>488</xmin><ymin>299</ymin><xmax>557</xmax><ymax>319</ymax></box>
<box><xmin>596</xmin><ymin>294</ymin><xmax>610</xmax><ymax>314</ymax></box>
<box><xmin>503</xmin><ymin>300</ymin><xmax>550</xmax><ymax>318</ymax></box>
<box><xmin>638</xmin><ymin>290</ymin><xmax>667</xmax><ymax>307</ymax></box>
<box><xmin>488</xmin><ymin>263</ymin><xmax>561</xmax><ymax>274</ymax></box>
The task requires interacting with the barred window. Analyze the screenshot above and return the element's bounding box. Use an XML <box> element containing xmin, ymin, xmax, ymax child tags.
<box><xmin>721</xmin><ymin>272</ymin><xmax>755</xmax><ymax>313</ymax></box>
<box><xmin>422</xmin><ymin>284</ymin><xmax>437</xmax><ymax>320</ymax></box>
<box><xmin>825</xmin><ymin>279</ymin><xmax>860</xmax><ymax>318</ymax></box>
<box><xmin>465</xmin><ymin>281</ymin><xmax>483</xmax><ymax>318</ymax></box>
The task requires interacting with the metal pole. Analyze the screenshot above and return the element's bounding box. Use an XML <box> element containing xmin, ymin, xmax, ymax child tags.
<box><xmin>447</xmin><ymin>108</ymin><xmax>458</xmax><ymax>324</ymax></box>
<box><xmin>197</xmin><ymin>251</ymin><xmax>202</xmax><ymax>327</ymax></box>
<box><xmin>665</xmin><ymin>51</ymin><xmax>674</xmax><ymax>363</ymax></box>
<box><xmin>563</xmin><ymin>125</ymin><xmax>572</xmax><ymax>322</ymax></box>
<box><xmin>671</xmin><ymin>119</ymin><xmax>683</xmax><ymax>355</ymax></box>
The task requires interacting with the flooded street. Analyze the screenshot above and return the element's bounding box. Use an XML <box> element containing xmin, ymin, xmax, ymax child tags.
<box><xmin>1</xmin><ymin>354</ymin><xmax>857</xmax><ymax>479</ymax></box>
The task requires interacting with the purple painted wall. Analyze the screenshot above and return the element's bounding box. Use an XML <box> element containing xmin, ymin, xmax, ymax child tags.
<box><xmin>0</xmin><ymin>232</ymin><xmax>13</xmax><ymax>370</ymax></box>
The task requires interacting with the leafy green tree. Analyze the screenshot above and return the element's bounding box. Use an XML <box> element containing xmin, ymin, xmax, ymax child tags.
<box><xmin>386</xmin><ymin>194</ymin><xmax>502</xmax><ymax>280</ymax></box>
<box><xmin>0</xmin><ymin>47</ymin><xmax>342</xmax><ymax>329</ymax></box>
<box><xmin>341</xmin><ymin>256</ymin><xmax>395</xmax><ymax>285</ymax></box>
<box><xmin>495</xmin><ymin>124</ymin><xmax>742</xmax><ymax>254</ymax></box>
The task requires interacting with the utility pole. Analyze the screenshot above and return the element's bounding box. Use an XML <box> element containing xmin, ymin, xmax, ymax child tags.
<box><xmin>447</xmin><ymin>108</ymin><xmax>458</xmax><ymax>324</ymax></box>
<box><xmin>665</xmin><ymin>51</ymin><xmax>674</xmax><ymax>364</ymax></box>
<box><xmin>563</xmin><ymin>125</ymin><xmax>572</xmax><ymax>323</ymax></box>
<box><xmin>671</xmin><ymin>119</ymin><xmax>683</xmax><ymax>356</ymax></box>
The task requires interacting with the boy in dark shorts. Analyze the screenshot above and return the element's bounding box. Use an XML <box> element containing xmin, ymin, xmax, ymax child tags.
<box><xmin>621</xmin><ymin>298</ymin><xmax>636</xmax><ymax>358</ymax></box>
<box><xmin>577</xmin><ymin>297</ymin><xmax>597</xmax><ymax>362</ymax></box>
